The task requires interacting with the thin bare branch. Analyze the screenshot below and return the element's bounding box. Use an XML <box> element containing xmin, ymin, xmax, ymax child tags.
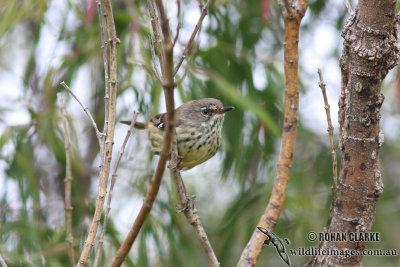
<box><xmin>148</xmin><ymin>34</ymin><xmax>162</xmax><ymax>82</ymax></box>
<box><xmin>237</xmin><ymin>1</ymin><xmax>308</xmax><ymax>266</ymax></box>
<box><xmin>0</xmin><ymin>254</ymin><xmax>8</xmax><ymax>267</ymax></box>
<box><xmin>304</xmin><ymin>69</ymin><xmax>338</xmax><ymax>267</ymax></box>
<box><xmin>173</xmin><ymin>0</ymin><xmax>181</xmax><ymax>47</ymax></box>
<box><xmin>127</xmin><ymin>58</ymin><xmax>162</xmax><ymax>83</ymax></box>
<box><xmin>147</xmin><ymin>0</ymin><xmax>164</xmax><ymax>74</ymax></box>
<box><xmin>76</xmin><ymin>0</ymin><xmax>120</xmax><ymax>265</ymax></box>
<box><xmin>174</xmin><ymin>20</ymin><xmax>202</xmax><ymax>86</ymax></box>
<box><xmin>170</xmin><ymin>131</ymin><xmax>220</xmax><ymax>266</ymax></box>
<box><xmin>174</xmin><ymin>0</ymin><xmax>212</xmax><ymax>75</ymax></box>
<box><xmin>344</xmin><ymin>0</ymin><xmax>353</xmax><ymax>15</ymax></box>
<box><xmin>57</xmin><ymin>93</ymin><xmax>75</xmax><ymax>267</ymax></box>
<box><xmin>318</xmin><ymin>69</ymin><xmax>338</xmax><ymax>200</ymax></box>
<box><xmin>94</xmin><ymin>111</ymin><xmax>139</xmax><ymax>267</ymax></box>
<box><xmin>96</xmin><ymin>0</ymin><xmax>110</xmax><ymax>139</ymax></box>
<box><xmin>60</xmin><ymin>81</ymin><xmax>102</xmax><ymax>145</ymax></box>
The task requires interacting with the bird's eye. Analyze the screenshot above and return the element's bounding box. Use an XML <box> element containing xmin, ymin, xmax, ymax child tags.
<box><xmin>201</xmin><ymin>108</ymin><xmax>209</xmax><ymax>117</ymax></box>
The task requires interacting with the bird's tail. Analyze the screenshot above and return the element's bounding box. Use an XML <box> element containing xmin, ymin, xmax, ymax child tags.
<box><xmin>119</xmin><ymin>120</ymin><xmax>148</xmax><ymax>130</ymax></box>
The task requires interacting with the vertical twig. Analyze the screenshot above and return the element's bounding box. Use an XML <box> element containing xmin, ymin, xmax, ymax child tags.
<box><xmin>173</xmin><ymin>0</ymin><xmax>181</xmax><ymax>46</ymax></box>
<box><xmin>57</xmin><ymin>93</ymin><xmax>75</xmax><ymax>266</ymax></box>
<box><xmin>94</xmin><ymin>111</ymin><xmax>139</xmax><ymax>267</ymax></box>
<box><xmin>237</xmin><ymin>1</ymin><xmax>308</xmax><ymax>266</ymax></box>
<box><xmin>147</xmin><ymin>0</ymin><xmax>164</xmax><ymax>74</ymax></box>
<box><xmin>304</xmin><ymin>70</ymin><xmax>338</xmax><ymax>267</ymax></box>
<box><xmin>318</xmin><ymin>69</ymin><xmax>338</xmax><ymax>207</ymax></box>
<box><xmin>76</xmin><ymin>0</ymin><xmax>120</xmax><ymax>265</ymax></box>
<box><xmin>96</xmin><ymin>0</ymin><xmax>110</xmax><ymax>138</ymax></box>
<box><xmin>148</xmin><ymin>35</ymin><xmax>162</xmax><ymax>82</ymax></box>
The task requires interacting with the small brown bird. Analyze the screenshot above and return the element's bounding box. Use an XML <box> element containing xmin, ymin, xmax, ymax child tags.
<box><xmin>121</xmin><ymin>98</ymin><xmax>234</xmax><ymax>170</ymax></box>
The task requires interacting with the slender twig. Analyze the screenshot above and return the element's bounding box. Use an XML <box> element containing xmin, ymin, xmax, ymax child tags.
<box><xmin>318</xmin><ymin>69</ymin><xmax>338</xmax><ymax>203</ymax></box>
<box><xmin>304</xmin><ymin>70</ymin><xmax>338</xmax><ymax>267</ymax></box>
<box><xmin>97</xmin><ymin>0</ymin><xmax>110</xmax><ymax>177</ymax></box>
<box><xmin>60</xmin><ymin>82</ymin><xmax>102</xmax><ymax>146</ymax></box>
<box><xmin>0</xmin><ymin>253</ymin><xmax>7</xmax><ymax>267</ymax></box>
<box><xmin>94</xmin><ymin>111</ymin><xmax>139</xmax><ymax>267</ymax></box>
<box><xmin>96</xmin><ymin>0</ymin><xmax>110</xmax><ymax>139</ymax></box>
<box><xmin>174</xmin><ymin>0</ymin><xmax>212</xmax><ymax>75</ymax></box>
<box><xmin>148</xmin><ymin>34</ymin><xmax>162</xmax><ymax>82</ymax></box>
<box><xmin>344</xmin><ymin>0</ymin><xmax>353</xmax><ymax>15</ymax></box>
<box><xmin>170</xmin><ymin>131</ymin><xmax>220</xmax><ymax>266</ymax></box>
<box><xmin>155</xmin><ymin>0</ymin><xmax>174</xmax><ymax>79</ymax></box>
<box><xmin>174</xmin><ymin>60</ymin><xmax>192</xmax><ymax>86</ymax></box>
<box><xmin>198</xmin><ymin>0</ymin><xmax>204</xmax><ymax>11</ymax></box>
<box><xmin>76</xmin><ymin>0</ymin><xmax>120</xmax><ymax>265</ymax></box>
<box><xmin>237</xmin><ymin>1</ymin><xmax>308</xmax><ymax>266</ymax></box>
<box><xmin>173</xmin><ymin>0</ymin><xmax>181</xmax><ymax>46</ymax></box>
<box><xmin>147</xmin><ymin>0</ymin><xmax>164</xmax><ymax>74</ymax></box>
<box><xmin>174</xmin><ymin>38</ymin><xmax>199</xmax><ymax>86</ymax></box>
<box><xmin>57</xmin><ymin>93</ymin><xmax>75</xmax><ymax>267</ymax></box>
<box><xmin>127</xmin><ymin>58</ymin><xmax>161</xmax><ymax>83</ymax></box>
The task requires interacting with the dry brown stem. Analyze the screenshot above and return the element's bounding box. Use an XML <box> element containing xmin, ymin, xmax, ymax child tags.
<box><xmin>60</xmin><ymin>82</ymin><xmax>102</xmax><ymax>145</ymax></box>
<box><xmin>93</xmin><ymin>111</ymin><xmax>139</xmax><ymax>267</ymax></box>
<box><xmin>57</xmin><ymin>93</ymin><xmax>75</xmax><ymax>267</ymax></box>
<box><xmin>76</xmin><ymin>0</ymin><xmax>120</xmax><ymax>265</ymax></box>
<box><xmin>304</xmin><ymin>69</ymin><xmax>338</xmax><ymax>267</ymax></box>
<box><xmin>148</xmin><ymin>34</ymin><xmax>162</xmax><ymax>82</ymax></box>
<box><xmin>237</xmin><ymin>1</ymin><xmax>308</xmax><ymax>266</ymax></box>
<box><xmin>318</xmin><ymin>68</ymin><xmax>338</xmax><ymax>219</ymax></box>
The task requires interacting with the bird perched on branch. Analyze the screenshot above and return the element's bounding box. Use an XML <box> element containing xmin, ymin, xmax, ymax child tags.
<box><xmin>120</xmin><ymin>98</ymin><xmax>234</xmax><ymax>170</ymax></box>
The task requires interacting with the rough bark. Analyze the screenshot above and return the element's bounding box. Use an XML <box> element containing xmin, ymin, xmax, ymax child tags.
<box><xmin>313</xmin><ymin>1</ymin><xmax>399</xmax><ymax>266</ymax></box>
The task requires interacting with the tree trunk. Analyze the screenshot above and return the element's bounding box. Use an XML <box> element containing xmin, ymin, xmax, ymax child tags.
<box><xmin>314</xmin><ymin>0</ymin><xmax>399</xmax><ymax>266</ymax></box>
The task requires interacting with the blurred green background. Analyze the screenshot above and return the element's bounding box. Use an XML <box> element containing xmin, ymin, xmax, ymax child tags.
<box><xmin>0</xmin><ymin>0</ymin><xmax>399</xmax><ymax>266</ymax></box>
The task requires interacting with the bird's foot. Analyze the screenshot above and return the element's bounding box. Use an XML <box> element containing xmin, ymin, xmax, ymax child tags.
<box><xmin>168</xmin><ymin>155</ymin><xmax>184</xmax><ymax>169</ymax></box>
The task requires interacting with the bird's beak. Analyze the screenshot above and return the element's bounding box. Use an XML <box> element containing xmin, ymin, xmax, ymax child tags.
<box><xmin>216</xmin><ymin>106</ymin><xmax>234</xmax><ymax>114</ymax></box>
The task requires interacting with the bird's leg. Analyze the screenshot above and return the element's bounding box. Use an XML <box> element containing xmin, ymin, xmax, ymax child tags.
<box><xmin>168</xmin><ymin>154</ymin><xmax>184</xmax><ymax>169</ymax></box>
